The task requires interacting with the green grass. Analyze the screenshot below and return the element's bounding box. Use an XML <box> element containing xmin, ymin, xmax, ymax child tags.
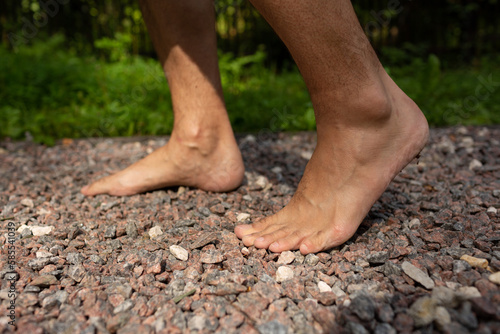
<box><xmin>1</xmin><ymin>36</ymin><xmax>499</xmax><ymax>145</ymax></box>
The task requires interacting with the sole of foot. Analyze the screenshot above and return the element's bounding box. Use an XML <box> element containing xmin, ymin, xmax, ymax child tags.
<box><xmin>81</xmin><ymin>133</ymin><xmax>245</xmax><ymax>196</ymax></box>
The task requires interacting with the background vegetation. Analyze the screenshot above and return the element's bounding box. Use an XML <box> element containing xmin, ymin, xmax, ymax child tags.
<box><xmin>1</xmin><ymin>0</ymin><xmax>499</xmax><ymax>145</ymax></box>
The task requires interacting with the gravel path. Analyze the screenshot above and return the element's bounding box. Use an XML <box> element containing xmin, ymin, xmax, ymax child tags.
<box><xmin>1</xmin><ymin>126</ymin><xmax>499</xmax><ymax>333</ymax></box>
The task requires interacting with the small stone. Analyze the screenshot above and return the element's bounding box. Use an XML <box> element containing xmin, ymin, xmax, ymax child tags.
<box><xmin>276</xmin><ymin>251</ymin><xmax>295</xmax><ymax>265</ymax></box>
<box><xmin>27</xmin><ymin>257</ymin><xmax>51</xmax><ymax>270</ymax></box>
<box><xmin>31</xmin><ymin>225</ymin><xmax>53</xmax><ymax>236</ymax></box>
<box><xmin>318</xmin><ymin>281</ymin><xmax>332</xmax><ymax>292</ymax></box>
<box><xmin>377</xmin><ymin>304</ymin><xmax>394</xmax><ymax>323</ymax></box>
<box><xmin>367</xmin><ymin>251</ymin><xmax>389</xmax><ymax>265</ymax></box>
<box><xmin>90</xmin><ymin>255</ymin><xmax>105</xmax><ymax>265</ymax></box>
<box><xmin>255</xmin><ymin>175</ymin><xmax>268</xmax><ymax>190</ymax></box>
<box><xmin>113</xmin><ymin>300</ymin><xmax>134</xmax><ymax>314</ymax></box>
<box><xmin>20</xmin><ymin>198</ymin><xmax>34</xmax><ymax>208</ymax></box>
<box><xmin>301</xmin><ymin>151</ymin><xmax>313</xmax><ymax>160</ymax></box>
<box><xmin>148</xmin><ymin>226</ymin><xmax>163</xmax><ymax>239</ymax></box>
<box><xmin>271</xmin><ymin>166</ymin><xmax>282</xmax><ymax>174</ymax></box>
<box><xmin>36</xmin><ymin>250</ymin><xmax>53</xmax><ymax>258</ymax></box>
<box><xmin>30</xmin><ymin>275</ymin><xmax>58</xmax><ymax>287</ymax></box>
<box><xmin>304</xmin><ymin>254</ymin><xmax>319</xmax><ymax>266</ymax></box>
<box><xmin>257</xmin><ymin>320</ymin><xmax>289</xmax><ymax>334</ymax></box>
<box><xmin>383</xmin><ymin>262</ymin><xmax>402</xmax><ymax>276</ymax></box>
<box><xmin>457</xmin><ymin>286</ymin><xmax>481</xmax><ymax>299</ymax></box>
<box><xmin>408</xmin><ymin>218</ymin><xmax>421</xmax><ymax>229</ymax></box>
<box><xmin>67</xmin><ymin>265</ymin><xmax>86</xmax><ymax>282</ymax></box>
<box><xmin>66</xmin><ymin>252</ymin><xmax>84</xmax><ymax>265</ymax></box>
<box><xmin>460</xmin><ymin>255</ymin><xmax>488</xmax><ymax>269</ymax></box>
<box><xmin>241</xmin><ymin>247</ymin><xmax>250</xmax><ymax>256</ymax></box>
<box><xmin>458</xmin><ymin>302</ymin><xmax>478</xmax><ymax>329</ymax></box>
<box><xmin>453</xmin><ymin>260</ymin><xmax>471</xmax><ymax>273</ymax></box>
<box><xmin>275</xmin><ymin>266</ymin><xmax>294</xmax><ymax>282</ymax></box>
<box><xmin>488</xmin><ymin>271</ymin><xmax>500</xmax><ymax>285</ymax></box>
<box><xmin>350</xmin><ymin>294</ymin><xmax>376</xmax><ymax>321</ymax></box>
<box><xmin>487</xmin><ymin>206</ymin><xmax>497</xmax><ymax>214</ymax></box>
<box><xmin>347</xmin><ymin>322</ymin><xmax>369</xmax><ymax>334</ymax></box>
<box><xmin>469</xmin><ymin>159</ymin><xmax>482</xmax><ymax>170</ymax></box>
<box><xmin>402</xmin><ymin>261</ymin><xmax>435</xmax><ymax>289</ymax></box>
<box><xmin>200</xmin><ymin>250</ymin><xmax>224</xmax><ymax>264</ymax></box>
<box><xmin>126</xmin><ymin>220</ymin><xmax>138</xmax><ymax>238</ymax></box>
<box><xmin>236</xmin><ymin>213</ymin><xmax>251</xmax><ymax>222</ymax></box>
<box><xmin>434</xmin><ymin>306</ymin><xmax>451</xmax><ymax>330</ymax></box>
<box><xmin>331</xmin><ymin>286</ymin><xmax>346</xmax><ymax>299</ymax></box>
<box><xmin>104</xmin><ymin>225</ymin><xmax>117</xmax><ymax>238</ymax></box>
<box><xmin>41</xmin><ymin>290</ymin><xmax>68</xmax><ymax>309</ymax></box>
<box><xmin>469</xmin><ymin>297</ymin><xmax>497</xmax><ymax>318</ymax></box>
<box><xmin>432</xmin><ymin>286</ymin><xmax>460</xmax><ymax>308</ymax></box>
<box><xmin>409</xmin><ymin>297</ymin><xmax>437</xmax><ymax>327</ymax></box>
<box><xmin>169</xmin><ymin>245</ymin><xmax>189</xmax><ymax>261</ymax></box>
<box><xmin>374</xmin><ymin>323</ymin><xmax>396</xmax><ymax>334</ymax></box>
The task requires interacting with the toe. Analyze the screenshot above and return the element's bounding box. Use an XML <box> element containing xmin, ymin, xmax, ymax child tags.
<box><xmin>253</xmin><ymin>228</ymin><xmax>291</xmax><ymax>250</ymax></box>
<box><xmin>268</xmin><ymin>230</ymin><xmax>306</xmax><ymax>253</ymax></box>
<box><xmin>235</xmin><ymin>217</ymin><xmax>276</xmax><ymax>238</ymax></box>
<box><xmin>234</xmin><ymin>224</ymin><xmax>255</xmax><ymax>238</ymax></box>
<box><xmin>81</xmin><ymin>177</ymin><xmax>113</xmax><ymax>196</ymax></box>
<box><xmin>299</xmin><ymin>233</ymin><xmax>328</xmax><ymax>255</ymax></box>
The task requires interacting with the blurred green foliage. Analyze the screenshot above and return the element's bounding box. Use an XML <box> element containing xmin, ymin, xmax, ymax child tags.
<box><xmin>0</xmin><ymin>1</ymin><xmax>499</xmax><ymax>144</ymax></box>
<box><xmin>1</xmin><ymin>35</ymin><xmax>499</xmax><ymax>145</ymax></box>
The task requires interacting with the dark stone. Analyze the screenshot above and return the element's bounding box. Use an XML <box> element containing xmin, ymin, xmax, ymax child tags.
<box><xmin>350</xmin><ymin>294</ymin><xmax>376</xmax><ymax>321</ymax></box>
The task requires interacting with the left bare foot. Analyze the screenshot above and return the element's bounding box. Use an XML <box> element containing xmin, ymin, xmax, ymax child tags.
<box><xmin>235</xmin><ymin>73</ymin><xmax>429</xmax><ymax>254</ymax></box>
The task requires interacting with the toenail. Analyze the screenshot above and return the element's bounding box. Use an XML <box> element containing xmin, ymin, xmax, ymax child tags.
<box><xmin>270</xmin><ymin>242</ymin><xmax>279</xmax><ymax>249</ymax></box>
<box><xmin>255</xmin><ymin>237</ymin><xmax>265</xmax><ymax>243</ymax></box>
<box><xmin>237</xmin><ymin>225</ymin><xmax>251</xmax><ymax>231</ymax></box>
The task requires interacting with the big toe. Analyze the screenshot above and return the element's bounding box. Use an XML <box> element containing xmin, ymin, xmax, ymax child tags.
<box><xmin>81</xmin><ymin>177</ymin><xmax>115</xmax><ymax>196</ymax></box>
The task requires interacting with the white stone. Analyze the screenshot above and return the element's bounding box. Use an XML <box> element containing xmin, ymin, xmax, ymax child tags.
<box><xmin>36</xmin><ymin>208</ymin><xmax>51</xmax><ymax>215</ymax></box>
<box><xmin>408</xmin><ymin>218</ymin><xmax>421</xmax><ymax>229</ymax></box>
<box><xmin>271</xmin><ymin>166</ymin><xmax>282</xmax><ymax>174</ymax></box>
<box><xmin>487</xmin><ymin>207</ymin><xmax>497</xmax><ymax>214</ymax></box>
<box><xmin>402</xmin><ymin>261</ymin><xmax>435</xmax><ymax>289</ymax></box>
<box><xmin>301</xmin><ymin>151</ymin><xmax>313</xmax><ymax>160</ymax></box>
<box><xmin>20</xmin><ymin>198</ymin><xmax>34</xmax><ymax>208</ymax></box>
<box><xmin>275</xmin><ymin>266</ymin><xmax>294</xmax><ymax>282</ymax></box>
<box><xmin>460</xmin><ymin>136</ymin><xmax>474</xmax><ymax>148</ymax></box>
<box><xmin>488</xmin><ymin>272</ymin><xmax>500</xmax><ymax>285</ymax></box>
<box><xmin>169</xmin><ymin>245</ymin><xmax>189</xmax><ymax>261</ymax></box>
<box><xmin>318</xmin><ymin>281</ymin><xmax>332</xmax><ymax>293</ymax></box>
<box><xmin>36</xmin><ymin>250</ymin><xmax>53</xmax><ymax>258</ymax></box>
<box><xmin>277</xmin><ymin>251</ymin><xmax>295</xmax><ymax>265</ymax></box>
<box><xmin>469</xmin><ymin>159</ymin><xmax>483</xmax><ymax>171</ymax></box>
<box><xmin>17</xmin><ymin>225</ymin><xmax>30</xmax><ymax>233</ymax></box>
<box><xmin>149</xmin><ymin>226</ymin><xmax>163</xmax><ymax>239</ymax></box>
<box><xmin>236</xmin><ymin>213</ymin><xmax>251</xmax><ymax>222</ymax></box>
<box><xmin>445</xmin><ymin>281</ymin><xmax>461</xmax><ymax>290</ymax></box>
<box><xmin>456</xmin><ymin>126</ymin><xmax>468</xmax><ymax>135</ymax></box>
<box><xmin>241</xmin><ymin>247</ymin><xmax>250</xmax><ymax>256</ymax></box>
<box><xmin>30</xmin><ymin>226</ymin><xmax>53</xmax><ymax>236</ymax></box>
<box><xmin>244</xmin><ymin>134</ymin><xmax>256</xmax><ymax>142</ymax></box>
<box><xmin>434</xmin><ymin>306</ymin><xmax>451</xmax><ymax>330</ymax></box>
<box><xmin>255</xmin><ymin>176</ymin><xmax>268</xmax><ymax>189</ymax></box>
<box><xmin>457</xmin><ymin>286</ymin><xmax>481</xmax><ymax>299</ymax></box>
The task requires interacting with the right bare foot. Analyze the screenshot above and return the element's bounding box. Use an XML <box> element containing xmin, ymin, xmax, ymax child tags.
<box><xmin>81</xmin><ymin>128</ymin><xmax>245</xmax><ymax>196</ymax></box>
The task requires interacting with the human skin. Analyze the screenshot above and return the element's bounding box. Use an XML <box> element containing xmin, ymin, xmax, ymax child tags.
<box><xmin>82</xmin><ymin>0</ymin><xmax>429</xmax><ymax>255</ymax></box>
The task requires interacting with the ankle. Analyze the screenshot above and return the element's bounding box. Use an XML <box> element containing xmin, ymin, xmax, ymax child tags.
<box><xmin>171</xmin><ymin>121</ymin><xmax>234</xmax><ymax>153</ymax></box>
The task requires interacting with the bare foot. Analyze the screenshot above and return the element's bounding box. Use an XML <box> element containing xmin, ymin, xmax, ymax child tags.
<box><xmin>81</xmin><ymin>129</ymin><xmax>245</xmax><ymax>196</ymax></box>
<box><xmin>235</xmin><ymin>74</ymin><xmax>429</xmax><ymax>254</ymax></box>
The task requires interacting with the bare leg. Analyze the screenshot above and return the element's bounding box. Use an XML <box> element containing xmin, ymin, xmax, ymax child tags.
<box><xmin>235</xmin><ymin>0</ymin><xmax>429</xmax><ymax>254</ymax></box>
<box><xmin>81</xmin><ymin>0</ymin><xmax>244</xmax><ymax>196</ymax></box>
